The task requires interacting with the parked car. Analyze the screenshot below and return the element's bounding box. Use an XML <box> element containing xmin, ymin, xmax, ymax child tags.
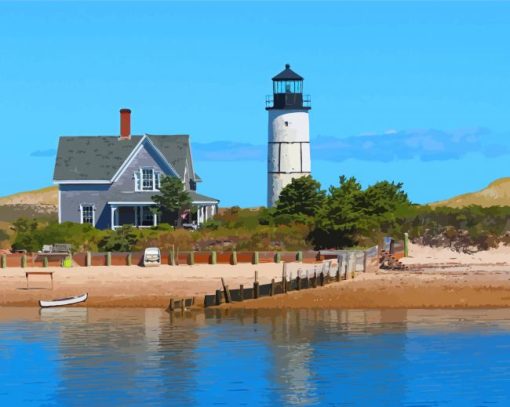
<box><xmin>143</xmin><ymin>247</ymin><xmax>161</xmax><ymax>267</ymax></box>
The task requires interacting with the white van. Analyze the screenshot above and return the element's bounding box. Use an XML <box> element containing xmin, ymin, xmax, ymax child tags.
<box><xmin>143</xmin><ymin>247</ymin><xmax>161</xmax><ymax>267</ymax></box>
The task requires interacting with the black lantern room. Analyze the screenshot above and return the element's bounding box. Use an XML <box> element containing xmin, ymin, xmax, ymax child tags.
<box><xmin>266</xmin><ymin>64</ymin><xmax>311</xmax><ymax>110</ymax></box>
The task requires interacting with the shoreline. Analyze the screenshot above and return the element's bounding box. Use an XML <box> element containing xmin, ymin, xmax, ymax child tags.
<box><xmin>4</xmin><ymin>268</ymin><xmax>510</xmax><ymax>309</ymax></box>
<box><xmin>2</xmin><ymin>243</ymin><xmax>510</xmax><ymax>309</ymax></box>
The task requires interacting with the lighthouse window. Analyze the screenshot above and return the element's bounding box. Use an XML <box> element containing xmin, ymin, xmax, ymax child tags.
<box><xmin>284</xmin><ymin>121</ymin><xmax>289</xmax><ymax>127</ymax></box>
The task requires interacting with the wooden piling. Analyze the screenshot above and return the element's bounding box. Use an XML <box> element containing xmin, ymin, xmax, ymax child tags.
<box><xmin>106</xmin><ymin>252</ymin><xmax>111</xmax><ymax>266</ymax></box>
<box><xmin>0</xmin><ymin>254</ymin><xmax>6</xmax><ymax>269</ymax></box>
<box><xmin>21</xmin><ymin>255</ymin><xmax>27</xmax><ymax>268</ymax></box>
<box><xmin>312</xmin><ymin>271</ymin><xmax>317</xmax><ymax>288</ymax></box>
<box><xmin>86</xmin><ymin>251</ymin><xmax>91</xmax><ymax>267</ymax></box>
<box><xmin>296</xmin><ymin>274</ymin><xmax>301</xmax><ymax>290</ymax></box>
<box><xmin>270</xmin><ymin>279</ymin><xmax>275</xmax><ymax>296</ymax></box>
<box><xmin>231</xmin><ymin>251</ymin><xmax>238</xmax><ymax>265</ymax></box>
<box><xmin>43</xmin><ymin>256</ymin><xmax>48</xmax><ymax>268</ymax></box>
<box><xmin>253</xmin><ymin>281</ymin><xmax>260</xmax><ymax>299</ymax></box>
<box><xmin>215</xmin><ymin>289</ymin><xmax>223</xmax><ymax>306</ymax></box>
<box><xmin>319</xmin><ymin>271</ymin><xmax>324</xmax><ymax>286</ymax></box>
<box><xmin>221</xmin><ymin>278</ymin><xmax>232</xmax><ymax>303</ymax></box>
<box><xmin>239</xmin><ymin>284</ymin><xmax>244</xmax><ymax>301</ymax></box>
<box><xmin>282</xmin><ymin>263</ymin><xmax>287</xmax><ymax>294</ymax></box>
<box><xmin>210</xmin><ymin>251</ymin><xmax>217</xmax><ymax>265</ymax></box>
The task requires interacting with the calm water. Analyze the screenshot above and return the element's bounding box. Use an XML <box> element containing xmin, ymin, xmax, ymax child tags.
<box><xmin>1</xmin><ymin>307</ymin><xmax>510</xmax><ymax>406</ymax></box>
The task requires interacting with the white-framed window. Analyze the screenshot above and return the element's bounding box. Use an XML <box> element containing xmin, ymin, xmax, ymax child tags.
<box><xmin>80</xmin><ymin>204</ymin><xmax>95</xmax><ymax>225</ymax></box>
<box><xmin>134</xmin><ymin>168</ymin><xmax>161</xmax><ymax>191</ymax></box>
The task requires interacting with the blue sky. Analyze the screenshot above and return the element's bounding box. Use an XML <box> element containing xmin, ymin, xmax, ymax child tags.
<box><xmin>1</xmin><ymin>1</ymin><xmax>510</xmax><ymax>207</ymax></box>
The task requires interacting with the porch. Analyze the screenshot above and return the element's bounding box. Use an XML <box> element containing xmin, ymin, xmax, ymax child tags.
<box><xmin>109</xmin><ymin>201</ymin><xmax>218</xmax><ymax>230</ymax></box>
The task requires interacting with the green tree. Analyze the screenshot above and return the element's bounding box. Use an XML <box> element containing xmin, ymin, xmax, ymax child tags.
<box><xmin>11</xmin><ymin>218</ymin><xmax>40</xmax><ymax>252</ymax></box>
<box><xmin>152</xmin><ymin>176</ymin><xmax>192</xmax><ymax>227</ymax></box>
<box><xmin>313</xmin><ymin>176</ymin><xmax>365</xmax><ymax>248</ymax></box>
<box><xmin>12</xmin><ymin>218</ymin><xmax>38</xmax><ymax>234</ymax></box>
<box><xmin>274</xmin><ymin>176</ymin><xmax>326</xmax><ymax>223</ymax></box>
<box><xmin>99</xmin><ymin>225</ymin><xmax>138</xmax><ymax>252</ymax></box>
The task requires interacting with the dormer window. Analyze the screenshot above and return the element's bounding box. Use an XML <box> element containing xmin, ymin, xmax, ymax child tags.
<box><xmin>134</xmin><ymin>168</ymin><xmax>161</xmax><ymax>191</ymax></box>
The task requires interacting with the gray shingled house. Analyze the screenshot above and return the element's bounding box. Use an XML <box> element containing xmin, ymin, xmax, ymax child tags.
<box><xmin>53</xmin><ymin>109</ymin><xmax>219</xmax><ymax>230</ymax></box>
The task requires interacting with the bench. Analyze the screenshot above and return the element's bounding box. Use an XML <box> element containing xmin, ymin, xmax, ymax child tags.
<box><xmin>25</xmin><ymin>271</ymin><xmax>54</xmax><ymax>290</ymax></box>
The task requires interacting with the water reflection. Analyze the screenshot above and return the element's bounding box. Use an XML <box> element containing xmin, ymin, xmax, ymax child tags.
<box><xmin>2</xmin><ymin>308</ymin><xmax>510</xmax><ymax>405</ymax></box>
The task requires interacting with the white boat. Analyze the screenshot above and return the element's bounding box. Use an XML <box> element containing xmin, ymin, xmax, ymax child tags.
<box><xmin>39</xmin><ymin>293</ymin><xmax>88</xmax><ymax>308</ymax></box>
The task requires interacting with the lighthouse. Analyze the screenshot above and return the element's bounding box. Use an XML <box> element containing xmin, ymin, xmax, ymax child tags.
<box><xmin>266</xmin><ymin>64</ymin><xmax>311</xmax><ymax>207</ymax></box>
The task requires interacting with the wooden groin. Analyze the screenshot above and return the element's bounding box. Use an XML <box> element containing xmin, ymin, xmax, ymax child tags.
<box><xmin>204</xmin><ymin>261</ymin><xmax>344</xmax><ymax>308</ymax></box>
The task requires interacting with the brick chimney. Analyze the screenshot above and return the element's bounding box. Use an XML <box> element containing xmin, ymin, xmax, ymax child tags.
<box><xmin>120</xmin><ymin>108</ymin><xmax>131</xmax><ymax>139</ymax></box>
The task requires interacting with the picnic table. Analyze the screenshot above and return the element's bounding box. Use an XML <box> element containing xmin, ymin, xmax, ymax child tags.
<box><xmin>26</xmin><ymin>271</ymin><xmax>54</xmax><ymax>290</ymax></box>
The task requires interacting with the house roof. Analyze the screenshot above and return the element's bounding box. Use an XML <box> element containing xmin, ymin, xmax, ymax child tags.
<box><xmin>272</xmin><ymin>64</ymin><xmax>304</xmax><ymax>81</ymax></box>
<box><xmin>106</xmin><ymin>190</ymin><xmax>219</xmax><ymax>204</ymax></box>
<box><xmin>53</xmin><ymin>135</ymin><xmax>193</xmax><ymax>181</ymax></box>
<box><xmin>189</xmin><ymin>190</ymin><xmax>219</xmax><ymax>203</ymax></box>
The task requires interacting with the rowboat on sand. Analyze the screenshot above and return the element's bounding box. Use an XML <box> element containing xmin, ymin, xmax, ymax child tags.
<box><xmin>39</xmin><ymin>293</ymin><xmax>88</xmax><ymax>308</ymax></box>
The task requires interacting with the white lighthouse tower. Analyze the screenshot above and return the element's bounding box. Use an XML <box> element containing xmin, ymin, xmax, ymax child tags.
<box><xmin>266</xmin><ymin>64</ymin><xmax>311</xmax><ymax>207</ymax></box>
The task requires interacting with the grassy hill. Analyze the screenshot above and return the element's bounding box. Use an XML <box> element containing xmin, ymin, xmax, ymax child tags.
<box><xmin>0</xmin><ymin>186</ymin><xmax>58</xmax><ymax>247</ymax></box>
<box><xmin>0</xmin><ymin>185</ymin><xmax>58</xmax><ymax>221</ymax></box>
<box><xmin>0</xmin><ymin>185</ymin><xmax>58</xmax><ymax>207</ymax></box>
<box><xmin>431</xmin><ymin>177</ymin><xmax>510</xmax><ymax>208</ymax></box>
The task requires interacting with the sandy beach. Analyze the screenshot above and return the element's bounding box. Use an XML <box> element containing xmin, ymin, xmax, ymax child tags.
<box><xmin>223</xmin><ymin>242</ymin><xmax>510</xmax><ymax>310</ymax></box>
<box><xmin>2</xmin><ymin>243</ymin><xmax>510</xmax><ymax>308</ymax></box>
<box><xmin>0</xmin><ymin>262</ymin><xmax>304</xmax><ymax>308</ymax></box>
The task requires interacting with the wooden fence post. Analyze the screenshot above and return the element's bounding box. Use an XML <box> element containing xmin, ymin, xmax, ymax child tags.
<box><xmin>127</xmin><ymin>253</ymin><xmax>132</xmax><ymax>266</ymax></box>
<box><xmin>21</xmin><ymin>255</ymin><xmax>27</xmax><ymax>268</ymax></box>
<box><xmin>0</xmin><ymin>254</ymin><xmax>6</xmax><ymax>269</ymax></box>
<box><xmin>312</xmin><ymin>271</ymin><xmax>317</xmax><ymax>288</ymax></box>
<box><xmin>239</xmin><ymin>284</ymin><xmax>244</xmax><ymax>301</ymax></box>
<box><xmin>86</xmin><ymin>251</ymin><xmax>91</xmax><ymax>267</ymax></box>
<box><xmin>296</xmin><ymin>272</ymin><xmax>301</xmax><ymax>290</ymax></box>
<box><xmin>215</xmin><ymin>289</ymin><xmax>223</xmax><ymax>306</ymax></box>
<box><xmin>335</xmin><ymin>265</ymin><xmax>340</xmax><ymax>281</ymax></box>
<box><xmin>210</xmin><ymin>251</ymin><xmax>217</xmax><ymax>265</ymax></box>
<box><xmin>231</xmin><ymin>251</ymin><xmax>237</xmax><ymax>265</ymax></box>
<box><xmin>106</xmin><ymin>252</ymin><xmax>111</xmax><ymax>266</ymax></box>
<box><xmin>319</xmin><ymin>271</ymin><xmax>324</xmax><ymax>286</ymax></box>
<box><xmin>404</xmin><ymin>232</ymin><xmax>409</xmax><ymax>257</ymax></box>
<box><xmin>282</xmin><ymin>263</ymin><xmax>287</xmax><ymax>293</ymax></box>
<box><xmin>270</xmin><ymin>279</ymin><xmax>275</xmax><ymax>296</ymax></box>
<box><xmin>274</xmin><ymin>252</ymin><xmax>281</xmax><ymax>263</ymax></box>
<box><xmin>252</xmin><ymin>251</ymin><xmax>259</xmax><ymax>265</ymax></box>
<box><xmin>188</xmin><ymin>251</ymin><xmax>195</xmax><ymax>266</ymax></box>
<box><xmin>221</xmin><ymin>278</ymin><xmax>232</xmax><ymax>303</ymax></box>
<box><xmin>253</xmin><ymin>270</ymin><xmax>259</xmax><ymax>299</ymax></box>
<box><xmin>344</xmin><ymin>263</ymin><xmax>349</xmax><ymax>280</ymax></box>
<box><xmin>43</xmin><ymin>256</ymin><xmax>48</xmax><ymax>268</ymax></box>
